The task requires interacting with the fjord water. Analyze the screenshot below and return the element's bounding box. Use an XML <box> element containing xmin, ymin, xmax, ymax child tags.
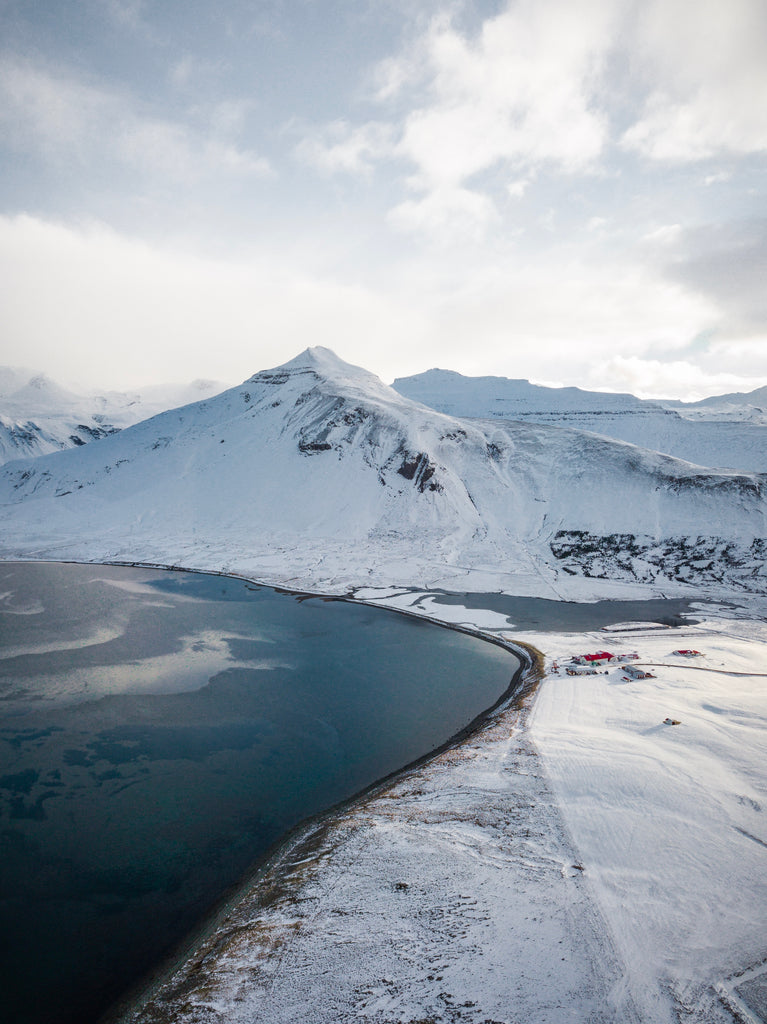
<box><xmin>0</xmin><ymin>562</ymin><xmax>518</xmax><ymax>1024</ymax></box>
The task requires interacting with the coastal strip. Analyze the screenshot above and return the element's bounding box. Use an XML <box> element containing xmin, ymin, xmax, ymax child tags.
<box><xmin>58</xmin><ymin>559</ymin><xmax>535</xmax><ymax>1024</ymax></box>
<box><xmin>23</xmin><ymin>559</ymin><xmax>767</xmax><ymax>1023</ymax></box>
<box><xmin>108</xmin><ymin>609</ymin><xmax>639</xmax><ymax>1024</ymax></box>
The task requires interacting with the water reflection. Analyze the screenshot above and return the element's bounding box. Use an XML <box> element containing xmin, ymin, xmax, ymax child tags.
<box><xmin>0</xmin><ymin>562</ymin><xmax>516</xmax><ymax>1024</ymax></box>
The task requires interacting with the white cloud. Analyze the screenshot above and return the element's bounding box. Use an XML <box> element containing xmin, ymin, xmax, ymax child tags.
<box><xmin>388</xmin><ymin>186</ymin><xmax>497</xmax><ymax>240</ymax></box>
<box><xmin>1</xmin><ymin>212</ymin><xmax>762</xmax><ymax>401</ymax></box>
<box><xmin>704</xmin><ymin>171</ymin><xmax>732</xmax><ymax>186</ymax></box>
<box><xmin>390</xmin><ymin>0</ymin><xmax>613</xmax><ymax>204</ymax></box>
<box><xmin>592</xmin><ymin>355</ymin><xmax>767</xmax><ymax>401</ymax></box>
<box><xmin>296</xmin><ymin>120</ymin><xmax>395</xmax><ymax>175</ymax></box>
<box><xmin>300</xmin><ymin>0</ymin><xmax>767</xmax><ymax>243</ymax></box>
<box><xmin>0</xmin><ymin>56</ymin><xmax>270</xmax><ymax>181</ymax></box>
<box><xmin>507</xmin><ymin>178</ymin><xmax>530</xmax><ymax>199</ymax></box>
<box><xmin>622</xmin><ymin>0</ymin><xmax>767</xmax><ymax>161</ymax></box>
<box><xmin>0</xmin><ymin>214</ymin><xmax>423</xmax><ymax>389</ymax></box>
<box><xmin>704</xmin><ymin>337</ymin><xmax>767</xmax><ymax>379</ymax></box>
<box><xmin>302</xmin><ymin>0</ymin><xmax>616</xmax><ymax>239</ymax></box>
<box><xmin>641</xmin><ymin>224</ymin><xmax>683</xmax><ymax>246</ymax></box>
<box><xmin>425</xmin><ymin>254</ymin><xmax>717</xmax><ymax>374</ymax></box>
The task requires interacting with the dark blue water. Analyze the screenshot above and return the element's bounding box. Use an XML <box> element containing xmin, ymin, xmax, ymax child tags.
<box><xmin>0</xmin><ymin>562</ymin><xmax>518</xmax><ymax>1024</ymax></box>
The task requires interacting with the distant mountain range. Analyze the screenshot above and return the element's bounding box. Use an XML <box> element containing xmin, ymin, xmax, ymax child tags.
<box><xmin>0</xmin><ymin>367</ymin><xmax>225</xmax><ymax>465</ymax></box>
<box><xmin>4</xmin><ymin>361</ymin><xmax>766</xmax><ymax>471</ymax></box>
<box><xmin>392</xmin><ymin>370</ymin><xmax>767</xmax><ymax>472</ymax></box>
<box><xmin>0</xmin><ymin>348</ymin><xmax>764</xmax><ymax>599</ymax></box>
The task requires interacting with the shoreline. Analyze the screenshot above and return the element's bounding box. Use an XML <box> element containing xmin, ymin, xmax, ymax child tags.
<box><xmin>0</xmin><ymin>557</ymin><xmax>541</xmax><ymax>1024</ymax></box>
<box><xmin>106</xmin><ymin>632</ymin><xmax>543</xmax><ymax>1024</ymax></box>
<box><xmin>106</xmin><ymin>634</ymin><xmax>540</xmax><ymax>1024</ymax></box>
<box><xmin>110</xmin><ymin>604</ymin><xmax>767</xmax><ymax>1024</ymax></box>
<box><xmin>10</xmin><ymin>557</ymin><xmax>763</xmax><ymax>1023</ymax></box>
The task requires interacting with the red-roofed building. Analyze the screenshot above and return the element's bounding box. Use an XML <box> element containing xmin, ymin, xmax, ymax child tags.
<box><xmin>572</xmin><ymin>651</ymin><xmax>615</xmax><ymax>666</ymax></box>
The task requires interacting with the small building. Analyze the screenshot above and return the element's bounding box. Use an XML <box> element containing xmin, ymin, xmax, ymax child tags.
<box><xmin>673</xmin><ymin>649</ymin><xmax>702</xmax><ymax>657</ymax></box>
<box><xmin>622</xmin><ymin>664</ymin><xmax>655</xmax><ymax>680</ymax></box>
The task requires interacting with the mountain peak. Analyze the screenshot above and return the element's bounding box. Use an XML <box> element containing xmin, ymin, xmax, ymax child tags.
<box><xmin>252</xmin><ymin>347</ymin><xmax>390</xmax><ymax>398</ymax></box>
<box><xmin>278</xmin><ymin>346</ymin><xmax>359</xmax><ymax>375</ymax></box>
<box><xmin>274</xmin><ymin>346</ymin><xmax>370</xmax><ymax>382</ymax></box>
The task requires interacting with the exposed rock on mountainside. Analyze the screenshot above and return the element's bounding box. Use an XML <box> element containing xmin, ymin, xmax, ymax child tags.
<box><xmin>551</xmin><ymin>531</ymin><xmax>767</xmax><ymax>590</ymax></box>
<box><xmin>0</xmin><ymin>348</ymin><xmax>764</xmax><ymax>597</ymax></box>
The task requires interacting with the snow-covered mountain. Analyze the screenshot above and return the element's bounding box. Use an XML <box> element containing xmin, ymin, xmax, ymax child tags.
<box><xmin>0</xmin><ymin>347</ymin><xmax>764</xmax><ymax>599</ymax></box>
<box><xmin>664</xmin><ymin>384</ymin><xmax>767</xmax><ymax>423</ymax></box>
<box><xmin>392</xmin><ymin>369</ymin><xmax>767</xmax><ymax>472</ymax></box>
<box><xmin>0</xmin><ymin>368</ymin><xmax>226</xmax><ymax>465</ymax></box>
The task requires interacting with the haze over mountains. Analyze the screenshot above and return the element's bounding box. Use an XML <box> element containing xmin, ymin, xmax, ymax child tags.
<box><xmin>0</xmin><ymin>348</ymin><xmax>764</xmax><ymax>599</ymax></box>
<box><xmin>0</xmin><ymin>368</ymin><xmax>225</xmax><ymax>465</ymax></box>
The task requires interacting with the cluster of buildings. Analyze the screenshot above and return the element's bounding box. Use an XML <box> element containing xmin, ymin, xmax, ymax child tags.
<box><xmin>557</xmin><ymin>650</ymin><xmax>654</xmax><ymax>678</ymax></box>
<box><xmin>554</xmin><ymin>647</ymin><xmax>704</xmax><ymax>679</ymax></box>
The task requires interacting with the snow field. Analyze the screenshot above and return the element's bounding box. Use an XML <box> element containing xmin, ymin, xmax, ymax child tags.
<box><xmin>1</xmin><ymin>348</ymin><xmax>765</xmax><ymax>600</ymax></box>
<box><xmin>528</xmin><ymin>619</ymin><xmax>767</xmax><ymax>1023</ymax></box>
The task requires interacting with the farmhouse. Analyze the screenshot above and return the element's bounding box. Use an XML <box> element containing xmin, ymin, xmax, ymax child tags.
<box><xmin>572</xmin><ymin>651</ymin><xmax>615</xmax><ymax>667</ymax></box>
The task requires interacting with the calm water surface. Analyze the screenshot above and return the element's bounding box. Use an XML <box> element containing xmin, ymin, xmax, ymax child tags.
<box><xmin>0</xmin><ymin>562</ymin><xmax>518</xmax><ymax>1024</ymax></box>
<box><xmin>409</xmin><ymin>590</ymin><xmax>700</xmax><ymax>630</ymax></box>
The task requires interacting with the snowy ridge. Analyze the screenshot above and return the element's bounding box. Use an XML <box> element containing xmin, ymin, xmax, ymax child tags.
<box><xmin>0</xmin><ymin>347</ymin><xmax>765</xmax><ymax>597</ymax></box>
<box><xmin>393</xmin><ymin>368</ymin><xmax>767</xmax><ymax>472</ymax></box>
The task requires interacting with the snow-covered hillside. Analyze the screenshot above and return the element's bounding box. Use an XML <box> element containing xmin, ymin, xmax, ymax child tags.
<box><xmin>667</xmin><ymin>384</ymin><xmax>767</xmax><ymax>423</ymax></box>
<box><xmin>0</xmin><ymin>367</ymin><xmax>225</xmax><ymax>465</ymax></box>
<box><xmin>0</xmin><ymin>348</ymin><xmax>764</xmax><ymax>597</ymax></box>
<box><xmin>392</xmin><ymin>369</ymin><xmax>767</xmax><ymax>472</ymax></box>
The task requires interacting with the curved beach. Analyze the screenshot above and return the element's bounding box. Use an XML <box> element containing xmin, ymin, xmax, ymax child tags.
<box><xmin>112</xmin><ymin>587</ymin><xmax>767</xmax><ymax>1024</ymax></box>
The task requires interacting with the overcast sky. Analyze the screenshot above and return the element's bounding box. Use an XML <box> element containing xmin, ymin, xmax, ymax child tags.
<box><xmin>1</xmin><ymin>0</ymin><xmax>765</xmax><ymax>399</ymax></box>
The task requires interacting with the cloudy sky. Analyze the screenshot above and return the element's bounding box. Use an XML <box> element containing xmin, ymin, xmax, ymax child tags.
<box><xmin>1</xmin><ymin>0</ymin><xmax>765</xmax><ymax>399</ymax></box>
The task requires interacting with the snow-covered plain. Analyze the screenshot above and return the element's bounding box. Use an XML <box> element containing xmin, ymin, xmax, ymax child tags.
<box><xmin>117</xmin><ymin>597</ymin><xmax>767</xmax><ymax>1024</ymax></box>
<box><xmin>528</xmin><ymin>615</ymin><xmax>767</xmax><ymax>1024</ymax></box>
